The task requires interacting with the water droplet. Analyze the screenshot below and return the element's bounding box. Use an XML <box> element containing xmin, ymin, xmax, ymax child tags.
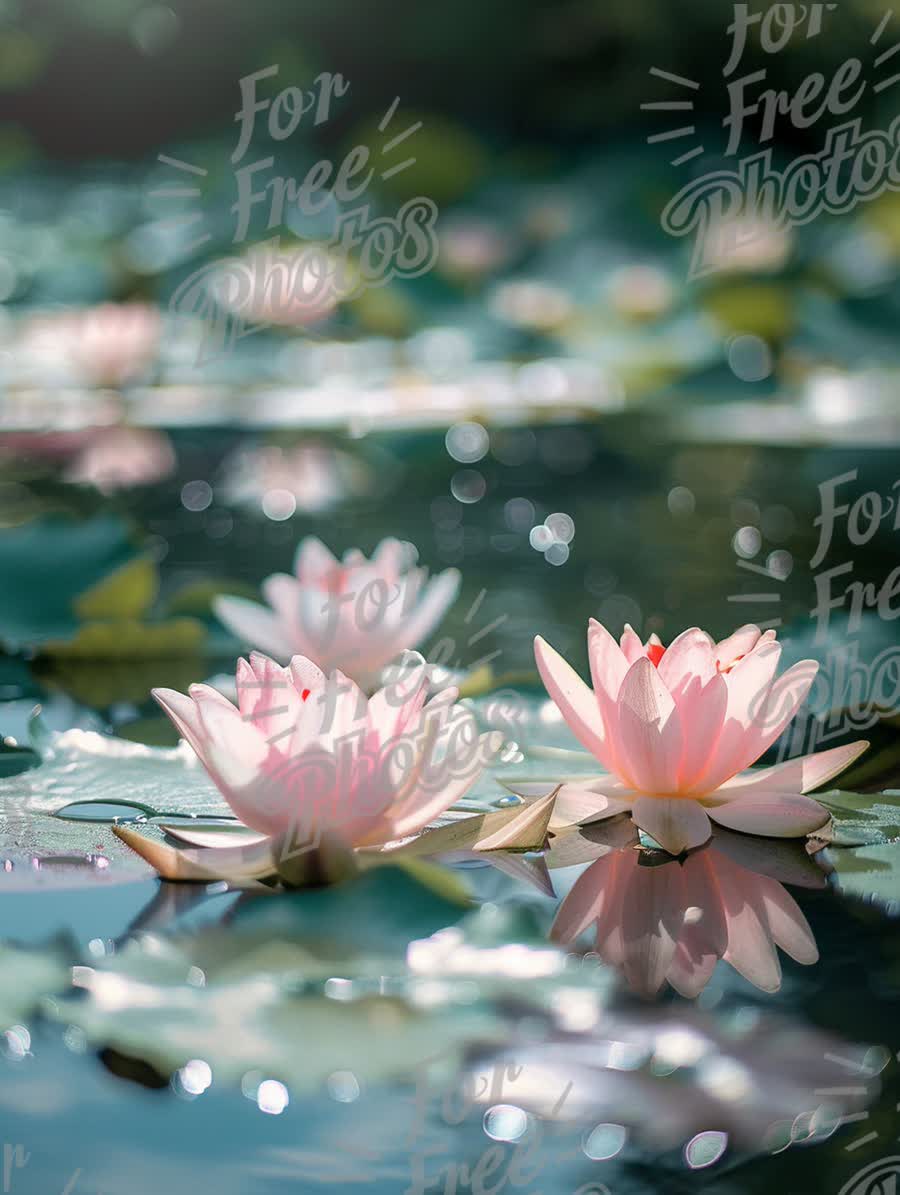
<box><xmin>684</xmin><ymin>1130</ymin><xmax>727</xmax><ymax>1169</ymax></box>
<box><xmin>483</xmin><ymin>1104</ymin><xmax>529</xmax><ymax>1142</ymax></box>
<box><xmin>493</xmin><ymin>794</ymin><xmax>523</xmax><ymax>809</ymax></box>
<box><xmin>54</xmin><ymin>800</ymin><xmax>151</xmax><ymax>823</ymax></box>
<box><xmin>583</xmin><ymin>1123</ymin><xmax>627</xmax><ymax>1161</ymax></box>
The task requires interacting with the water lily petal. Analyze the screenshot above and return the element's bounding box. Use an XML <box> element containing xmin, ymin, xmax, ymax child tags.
<box><xmin>717</xmin><ymin>739</ymin><xmax>869</xmax><ymax>797</ymax></box>
<box><xmin>550</xmin><ymin>784</ymin><xmax>634</xmax><ymax>828</ymax></box>
<box><xmin>757</xmin><ymin>877</ymin><xmax>818</xmax><ymax>964</ymax></box>
<box><xmin>384</xmin><ymin>568</ymin><xmax>461</xmax><ymax>657</ymax></box>
<box><xmin>619</xmin><ymin>623</ymin><xmax>645</xmax><ymax>664</ymax></box>
<box><xmin>550</xmin><ymin>854</ymin><xmax>616</xmax><ymax>943</ymax></box>
<box><xmin>714</xmin><ymin>624</ymin><xmax>762</xmax><ymax>670</ymax></box>
<box><xmin>705</xmin><ymin>791</ymin><xmax>829</xmax><ymax>837</ymax></box>
<box><xmin>658</xmin><ymin>627</ymin><xmax>716</xmax><ymax>693</ymax></box>
<box><xmin>213</xmin><ymin>594</ymin><xmax>294</xmax><ymax>661</ymax></box>
<box><xmin>293</xmin><ymin>535</ymin><xmax>339</xmax><ymax>584</ymax></box>
<box><xmin>616</xmin><ymin>658</ymin><xmax>683</xmax><ymax>793</ymax></box>
<box><xmin>675</xmin><ymin>672</ymin><xmax>728</xmax><ymax>791</ymax></box>
<box><xmin>620</xmin><ymin>855</ymin><xmax>685</xmax><ymax>997</ymax></box>
<box><xmin>152</xmin><ymin>687</ymin><xmax>206</xmax><ymax>762</ymax></box>
<box><xmin>535</xmin><ymin>635</ymin><xmax>612</xmax><ymax>768</ymax></box>
<box><xmin>693</xmin><ymin>641</ymin><xmax>783</xmax><ymax>789</ymax></box>
<box><xmin>630</xmin><ymin>795</ymin><xmax>711</xmax><ymax>854</ymax></box>
<box><xmin>717</xmin><ymin>862</ymin><xmax>782</xmax><ymax>992</ymax></box>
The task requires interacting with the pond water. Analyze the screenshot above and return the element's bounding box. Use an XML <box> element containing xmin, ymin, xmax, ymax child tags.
<box><xmin>1</xmin><ymin>416</ymin><xmax>899</xmax><ymax>1195</ymax></box>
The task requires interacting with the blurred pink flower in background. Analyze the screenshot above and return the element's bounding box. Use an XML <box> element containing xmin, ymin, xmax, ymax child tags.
<box><xmin>220</xmin><ymin>440</ymin><xmax>371</xmax><ymax>516</ymax></box>
<box><xmin>65</xmin><ymin>426</ymin><xmax>175</xmax><ymax>493</ymax></box>
<box><xmin>214</xmin><ymin>536</ymin><xmax>460</xmax><ymax>688</ymax></box>
<box><xmin>529</xmin><ymin>621</ymin><xmax>867</xmax><ymax>854</ymax></box>
<box><xmin>552</xmin><ymin>830</ymin><xmax>822</xmax><ymax>997</ymax></box>
<box><xmin>214</xmin><ymin>243</ymin><xmax>339</xmax><ymax>329</ymax></box>
<box><xmin>22</xmin><ymin>302</ymin><xmax>161</xmax><ymax>387</ymax></box>
<box><xmin>153</xmin><ymin>650</ymin><xmax>500</xmax><ymax>847</ymax></box>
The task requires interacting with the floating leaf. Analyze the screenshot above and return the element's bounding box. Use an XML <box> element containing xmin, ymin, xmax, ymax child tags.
<box><xmin>73</xmin><ymin>556</ymin><xmax>157</xmax><ymax>621</ymax></box>
<box><xmin>33</xmin><ymin>653</ymin><xmax>206</xmax><ymax>712</ymax></box>
<box><xmin>0</xmin><ymin>726</ymin><xmax>227</xmax><ymax>866</ymax></box>
<box><xmin>384</xmin><ymin>790</ymin><xmax>558</xmax><ymax>859</ymax></box>
<box><xmin>0</xmin><ymin>514</ymin><xmax>137</xmax><ymax>649</ymax></box>
<box><xmin>41</xmin><ymin>617</ymin><xmax>206</xmax><ymax>660</ymax></box>
<box><xmin>824</xmin><ymin>842</ymin><xmax>900</xmax><ymax>908</ymax></box>
<box><xmin>816</xmin><ymin>789</ymin><xmax>900</xmax><ymax>845</ymax></box>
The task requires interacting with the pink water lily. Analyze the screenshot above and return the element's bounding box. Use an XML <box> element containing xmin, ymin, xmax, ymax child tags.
<box><xmin>532</xmin><ymin>621</ymin><xmax>867</xmax><ymax>855</ymax></box>
<box><xmin>152</xmin><ymin>650</ymin><xmax>500</xmax><ymax>849</ymax></box>
<box><xmin>213</xmin><ymin>537</ymin><xmax>460</xmax><ymax>689</ymax></box>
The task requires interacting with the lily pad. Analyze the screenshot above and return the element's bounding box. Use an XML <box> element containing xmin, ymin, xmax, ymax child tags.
<box><xmin>816</xmin><ymin>789</ymin><xmax>900</xmax><ymax>845</ymax></box>
<box><xmin>0</xmin><ymin>514</ymin><xmax>139</xmax><ymax>649</ymax></box>
<box><xmin>824</xmin><ymin>842</ymin><xmax>900</xmax><ymax>910</ymax></box>
<box><xmin>0</xmin><ymin>723</ymin><xmax>226</xmax><ymax>867</ymax></box>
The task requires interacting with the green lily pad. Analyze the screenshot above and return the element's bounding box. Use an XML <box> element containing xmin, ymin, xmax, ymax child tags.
<box><xmin>73</xmin><ymin>556</ymin><xmax>158</xmax><ymax>621</ymax></box>
<box><xmin>0</xmin><ymin>515</ymin><xmax>138</xmax><ymax>649</ymax></box>
<box><xmin>816</xmin><ymin>790</ymin><xmax>900</xmax><ymax>845</ymax></box>
<box><xmin>0</xmin><ymin>722</ymin><xmax>226</xmax><ymax>868</ymax></box>
<box><xmin>825</xmin><ymin>842</ymin><xmax>900</xmax><ymax>909</ymax></box>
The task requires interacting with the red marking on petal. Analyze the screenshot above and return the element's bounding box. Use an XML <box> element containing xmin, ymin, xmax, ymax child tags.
<box><xmin>301</xmin><ymin>688</ymin><xmax>311</xmax><ymax>701</ymax></box>
<box><xmin>646</xmin><ymin>643</ymin><xmax>666</xmax><ymax>667</ymax></box>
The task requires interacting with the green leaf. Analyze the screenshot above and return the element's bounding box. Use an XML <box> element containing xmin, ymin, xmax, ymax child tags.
<box><xmin>816</xmin><ymin>790</ymin><xmax>900</xmax><ymax>844</ymax></box>
<box><xmin>41</xmin><ymin>617</ymin><xmax>206</xmax><ymax>660</ymax></box>
<box><xmin>825</xmin><ymin>842</ymin><xmax>900</xmax><ymax>908</ymax></box>
<box><xmin>73</xmin><ymin>556</ymin><xmax>158</xmax><ymax>621</ymax></box>
<box><xmin>0</xmin><ymin>726</ymin><xmax>227</xmax><ymax>868</ymax></box>
<box><xmin>0</xmin><ymin>514</ymin><xmax>138</xmax><ymax>649</ymax></box>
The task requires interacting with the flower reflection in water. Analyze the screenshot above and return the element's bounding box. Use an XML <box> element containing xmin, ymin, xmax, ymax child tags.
<box><xmin>550</xmin><ymin>824</ymin><xmax>824</xmax><ymax>998</ymax></box>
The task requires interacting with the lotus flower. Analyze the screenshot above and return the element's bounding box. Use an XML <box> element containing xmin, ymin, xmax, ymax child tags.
<box><xmin>531</xmin><ymin>622</ymin><xmax>867</xmax><ymax>855</ymax></box>
<box><xmin>213</xmin><ymin>537</ymin><xmax>460</xmax><ymax>689</ymax></box>
<box><xmin>152</xmin><ymin>650</ymin><xmax>500</xmax><ymax>849</ymax></box>
<box><xmin>551</xmin><ymin>827</ymin><xmax>823</xmax><ymax>997</ymax></box>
